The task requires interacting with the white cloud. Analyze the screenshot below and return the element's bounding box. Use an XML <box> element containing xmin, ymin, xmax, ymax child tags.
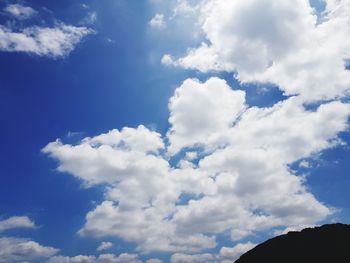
<box><xmin>146</xmin><ymin>259</ymin><xmax>163</xmax><ymax>263</ymax></box>
<box><xmin>170</xmin><ymin>252</ymin><xmax>215</xmax><ymax>263</ymax></box>
<box><xmin>299</xmin><ymin>160</ymin><xmax>311</xmax><ymax>168</ymax></box>
<box><xmin>47</xmin><ymin>253</ymin><xmax>141</xmax><ymax>263</ymax></box>
<box><xmin>97</xmin><ymin>241</ymin><xmax>113</xmax><ymax>251</ymax></box>
<box><xmin>43</xmin><ymin>0</ymin><xmax>350</xmax><ymax>256</ymax></box>
<box><xmin>219</xmin><ymin>242</ymin><xmax>256</xmax><ymax>261</ymax></box>
<box><xmin>44</xmin><ymin>125</ymin><xmax>217</xmax><ymax>253</ymax></box>
<box><xmin>149</xmin><ymin>13</ymin><xmax>166</xmax><ymax>29</ymax></box>
<box><xmin>79</xmin><ymin>201</ymin><xmax>217</xmax><ymax>253</ymax></box>
<box><xmin>0</xmin><ymin>237</ymin><xmax>58</xmax><ymax>263</ymax></box>
<box><xmin>43</xmin><ymin>125</ymin><xmax>166</xmax><ymax>187</ymax></box>
<box><xmin>169</xmin><ymin>242</ymin><xmax>255</xmax><ymax>263</ymax></box>
<box><xmin>81</xmin><ymin>12</ymin><xmax>97</xmax><ymax>25</ymax></box>
<box><xmin>0</xmin><ymin>23</ymin><xmax>92</xmax><ymax>57</ymax></box>
<box><xmin>167</xmin><ymin>77</ymin><xmax>246</xmax><ymax>155</ymax></box>
<box><xmin>161</xmin><ymin>54</ymin><xmax>176</xmax><ymax>66</ymax></box>
<box><xmin>4</xmin><ymin>4</ymin><xmax>37</xmax><ymax>20</ymax></box>
<box><xmin>171</xmin><ymin>0</ymin><xmax>198</xmax><ymax>19</ymax></box>
<box><xmin>48</xmin><ymin>255</ymin><xmax>95</xmax><ymax>263</ymax></box>
<box><xmin>0</xmin><ymin>216</ymin><xmax>35</xmax><ymax>233</ymax></box>
<box><xmin>167</xmin><ymin>0</ymin><xmax>350</xmax><ymax>102</ymax></box>
<box><xmin>44</xmin><ymin>76</ymin><xmax>350</xmax><ymax>254</ymax></box>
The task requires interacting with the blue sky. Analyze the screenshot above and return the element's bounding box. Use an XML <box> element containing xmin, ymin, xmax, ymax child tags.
<box><xmin>0</xmin><ymin>0</ymin><xmax>350</xmax><ymax>262</ymax></box>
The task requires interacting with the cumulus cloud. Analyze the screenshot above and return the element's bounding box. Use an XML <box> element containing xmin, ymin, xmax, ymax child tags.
<box><xmin>170</xmin><ymin>252</ymin><xmax>215</xmax><ymax>263</ymax></box>
<box><xmin>47</xmin><ymin>253</ymin><xmax>141</xmax><ymax>263</ymax></box>
<box><xmin>97</xmin><ymin>241</ymin><xmax>113</xmax><ymax>251</ymax></box>
<box><xmin>4</xmin><ymin>4</ymin><xmax>37</xmax><ymax>20</ymax></box>
<box><xmin>0</xmin><ymin>216</ymin><xmax>35</xmax><ymax>233</ymax></box>
<box><xmin>43</xmin><ymin>125</ymin><xmax>166</xmax><ymax>187</ymax></box>
<box><xmin>44</xmin><ymin>76</ymin><xmax>350</xmax><ymax>254</ymax></box>
<box><xmin>0</xmin><ymin>23</ymin><xmax>92</xmax><ymax>57</ymax></box>
<box><xmin>166</xmin><ymin>0</ymin><xmax>350</xmax><ymax>102</ymax></box>
<box><xmin>167</xmin><ymin>77</ymin><xmax>246</xmax><ymax>155</ymax></box>
<box><xmin>169</xmin><ymin>242</ymin><xmax>256</xmax><ymax>263</ymax></box>
<box><xmin>149</xmin><ymin>13</ymin><xmax>166</xmax><ymax>29</ymax></box>
<box><xmin>0</xmin><ymin>237</ymin><xmax>58</xmax><ymax>262</ymax></box>
<box><xmin>168</xmin><ymin>242</ymin><xmax>255</xmax><ymax>263</ymax></box>
<box><xmin>219</xmin><ymin>242</ymin><xmax>256</xmax><ymax>261</ymax></box>
<box><xmin>43</xmin><ymin>0</ymin><xmax>350</xmax><ymax>257</ymax></box>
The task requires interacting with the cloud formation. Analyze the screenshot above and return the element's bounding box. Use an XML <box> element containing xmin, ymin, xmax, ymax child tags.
<box><xmin>4</xmin><ymin>4</ymin><xmax>37</xmax><ymax>20</ymax></box>
<box><xmin>164</xmin><ymin>0</ymin><xmax>350</xmax><ymax>102</ymax></box>
<box><xmin>0</xmin><ymin>4</ymin><xmax>93</xmax><ymax>57</ymax></box>
<box><xmin>0</xmin><ymin>237</ymin><xmax>58</xmax><ymax>262</ymax></box>
<box><xmin>170</xmin><ymin>242</ymin><xmax>255</xmax><ymax>263</ymax></box>
<box><xmin>0</xmin><ymin>216</ymin><xmax>35</xmax><ymax>233</ymax></box>
<box><xmin>47</xmin><ymin>253</ymin><xmax>142</xmax><ymax>263</ymax></box>
<box><xmin>42</xmin><ymin>0</ymin><xmax>350</xmax><ymax>259</ymax></box>
<box><xmin>97</xmin><ymin>241</ymin><xmax>113</xmax><ymax>252</ymax></box>
<box><xmin>44</xmin><ymin>76</ymin><xmax>350</xmax><ymax>254</ymax></box>
<box><xmin>0</xmin><ymin>24</ymin><xmax>92</xmax><ymax>57</ymax></box>
<box><xmin>219</xmin><ymin>242</ymin><xmax>256</xmax><ymax>262</ymax></box>
<box><xmin>149</xmin><ymin>13</ymin><xmax>166</xmax><ymax>29</ymax></box>
<box><xmin>167</xmin><ymin>77</ymin><xmax>246</xmax><ymax>155</ymax></box>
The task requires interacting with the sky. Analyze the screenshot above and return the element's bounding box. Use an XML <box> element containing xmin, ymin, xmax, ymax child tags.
<box><xmin>0</xmin><ymin>0</ymin><xmax>350</xmax><ymax>262</ymax></box>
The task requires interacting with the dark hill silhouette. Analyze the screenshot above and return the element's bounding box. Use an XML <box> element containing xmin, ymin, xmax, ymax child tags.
<box><xmin>235</xmin><ymin>223</ymin><xmax>350</xmax><ymax>263</ymax></box>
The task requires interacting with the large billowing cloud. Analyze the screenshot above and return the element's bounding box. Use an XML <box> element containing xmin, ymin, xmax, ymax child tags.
<box><xmin>164</xmin><ymin>0</ymin><xmax>350</xmax><ymax>101</ymax></box>
<box><xmin>43</xmin><ymin>77</ymin><xmax>350</xmax><ymax>254</ymax></box>
<box><xmin>43</xmin><ymin>0</ymin><xmax>350</xmax><ymax>259</ymax></box>
<box><xmin>167</xmin><ymin>77</ymin><xmax>246</xmax><ymax>155</ymax></box>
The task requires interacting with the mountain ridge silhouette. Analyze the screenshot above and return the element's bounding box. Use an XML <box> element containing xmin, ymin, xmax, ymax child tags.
<box><xmin>235</xmin><ymin>223</ymin><xmax>350</xmax><ymax>263</ymax></box>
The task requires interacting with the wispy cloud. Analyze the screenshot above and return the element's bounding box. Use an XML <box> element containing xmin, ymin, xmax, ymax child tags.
<box><xmin>97</xmin><ymin>241</ymin><xmax>113</xmax><ymax>251</ymax></box>
<box><xmin>4</xmin><ymin>4</ymin><xmax>37</xmax><ymax>20</ymax></box>
<box><xmin>80</xmin><ymin>11</ymin><xmax>97</xmax><ymax>26</ymax></box>
<box><xmin>149</xmin><ymin>13</ymin><xmax>166</xmax><ymax>29</ymax></box>
<box><xmin>0</xmin><ymin>4</ymin><xmax>93</xmax><ymax>58</ymax></box>
<box><xmin>0</xmin><ymin>23</ymin><xmax>92</xmax><ymax>57</ymax></box>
